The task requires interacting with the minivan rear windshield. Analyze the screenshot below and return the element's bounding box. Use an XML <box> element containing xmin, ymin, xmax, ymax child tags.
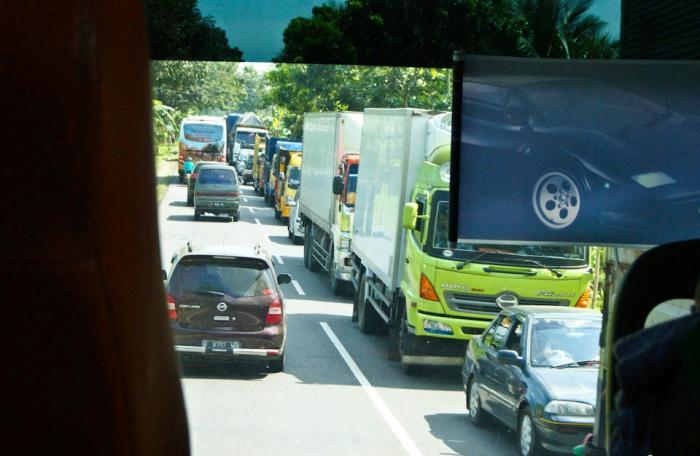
<box><xmin>198</xmin><ymin>168</ymin><xmax>236</xmax><ymax>185</ymax></box>
<box><xmin>168</xmin><ymin>257</ymin><xmax>276</xmax><ymax>298</ymax></box>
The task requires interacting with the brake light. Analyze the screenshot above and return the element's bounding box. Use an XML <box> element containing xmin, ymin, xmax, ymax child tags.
<box><xmin>232</xmin><ymin>192</ymin><xmax>240</xmax><ymax>197</ymax></box>
<box><xmin>575</xmin><ymin>288</ymin><xmax>591</xmax><ymax>308</ymax></box>
<box><xmin>265</xmin><ymin>297</ymin><xmax>283</xmax><ymax>325</ymax></box>
<box><xmin>419</xmin><ymin>274</ymin><xmax>440</xmax><ymax>301</ymax></box>
<box><xmin>218</xmin><ymin>156</ymin><xmax>226</xmax><ymax>162</ymax></box>
<box><xmin>166</xmin><ymin>293</ymin><xmax>177</xmax><ymax>320</ymax></box>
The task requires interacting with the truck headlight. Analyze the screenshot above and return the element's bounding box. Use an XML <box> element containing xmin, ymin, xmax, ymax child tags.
<box><xmin>423</xmin><ymin>319</ymin><xmax>453</xmax><ymax>335</ymax></box>
<box><xmin>339</xmin><ymin>238</ymin><xmax>350</xmax><ymax>249</ymax></box>
<box><xmin>544</xmin><ymin>401</ymin><xmax>594</xmax><ymax>417</ymax></box>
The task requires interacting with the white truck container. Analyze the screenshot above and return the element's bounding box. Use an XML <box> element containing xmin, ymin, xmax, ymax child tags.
<box><xmin>300</xmin><ymin>112</ymin><xmax>363</xmax><ymax>294</ymax></box>
<box><xmin>351</xmin><ymin>108</ymin><xmax>432</xmax><ymax>290</ymax></box>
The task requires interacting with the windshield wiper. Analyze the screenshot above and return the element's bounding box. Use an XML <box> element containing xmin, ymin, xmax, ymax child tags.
<box><xmin>455</xmin><ymin>249</ymin><xmax>564</xmax><ymax>277</ymax></box>
<box><xmin>190</xmin><ymin>290</ymin><xmax>225</xmax><ymax>297</ymax></box>
<box><xmin>455</xmin><ymin>252</ymin><xmax>492</xmax><ymax>270</ymax></box>
<box><xmin>553</xmin><ymin>359</ymin><xmax>600</xmax><ymax>369</ymax></box>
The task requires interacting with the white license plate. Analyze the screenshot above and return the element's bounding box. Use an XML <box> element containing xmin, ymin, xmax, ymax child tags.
<box><xmin>212</xmin><ymin>202</ymin><xmax>226</xmax><ymax>207</ymax></box>
<box><xmin>205</xmin><ymin>340</ymin><xmax>241</xmax><ymax>353</ymax></box>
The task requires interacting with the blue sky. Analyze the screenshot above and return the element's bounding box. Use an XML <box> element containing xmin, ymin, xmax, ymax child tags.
<box><xmin>198</xmin><ymin>0</ymin><xmax>621</xmax><ymax>62</ymax></box>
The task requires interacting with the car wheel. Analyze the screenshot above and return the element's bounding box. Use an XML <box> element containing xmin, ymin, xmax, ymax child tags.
<box><xmin>187</xmin><ymin>195</ymin><xmax>193</xmax><ymax>206</ymax></box>
<box><xmin>233</xmin><ymin>212</ymin><xmax>240</xmax><ymax>222</ymax></box>
<box><xmin>357</xmin><ymin>274</ymin><xmax>382</xmax><ymax>334</ymax></box>
<box><xmin>293</xmin><ymin>235</ymin><xmax>303</xmax><ymax>245</ymax></box>
<box><xmin>518</xmin><ymin>406</ymin><xmax>540</xmax><ymax>456</ymax></box>
<box><xmin>532</xmin><ymin>169</ymin><xmax>582</xmax><ymax>230</ymax></box>
<box><xmin>194</xmin><ymin>209</ymin><xmax>202</xmax><ymax>221</ymax></box>
<box><xmin>467</xmin><ymin>377</ymin><xmax>485</xmax><ymax>426</ymax></box>
<box><xmin>268</xmin><ymin>355</ymin><xmax>284</xmax><ymax>373</ymax></box>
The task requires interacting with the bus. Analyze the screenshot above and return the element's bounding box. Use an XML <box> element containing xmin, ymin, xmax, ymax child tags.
<box><xmin>177</xmin><ymin>115</ymin><xmax>227</xmax><ymax>182</ymax></box>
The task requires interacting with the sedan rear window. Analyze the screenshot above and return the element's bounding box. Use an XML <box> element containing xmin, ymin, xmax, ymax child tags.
<box><xmin>168</xmin><ymin>257</ymin><xmax>276</xmax><ymax>298</ymax></box>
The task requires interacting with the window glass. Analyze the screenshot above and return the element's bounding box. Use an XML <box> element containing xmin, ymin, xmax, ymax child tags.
<box><xmin>168</xmin><ymin>257</ymin><xmax>276</xmax><ymax>298</ymax></box>
<box><xmin>491</xmin><ymin>315</ymin><xmax>512</xmax><ymax>350</ymax></box>
<box><xmin>481</xmin><ymin>319</ymin><xmax>498</xmax><ymax>347</ymax></box>
<box><xmin>198</xmin><ymin>168</ymin><xmax>236</xmax><ymax>185</ymax></box>
<box><xmin>530</xmin><ymin>318</ymin><xmax>602</xmax><ymax>367</ymax></box>
<box><xmin>183</xmin><ymin>124</ymin><xmax>224</xmax><ymax>142</ymax></box>
<box><xmin>505</xmin><ymin>319</ymin><xmax>524</xmax><ymax>355</ymax></box>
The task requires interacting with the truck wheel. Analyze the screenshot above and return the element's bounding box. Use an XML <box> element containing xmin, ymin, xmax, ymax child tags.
<box><xmin>399</xmin><ymin>313</ymin><xmax>422</xmax><ymax>375</ymax></box>
<box><xmin>287</xmin><ymin>228</ymin><xmax>293</xmax><ymax>239</ymax></box>
<box><xmin>387</xmin><ymin>299</ymin><xmax>404</xmax><ymax>361</ymax></box>
<box><xmin>293</xmin><ymin>235</ymin><xmax>303</xmax><ymax>245</ymax></box>
<box><xmin>264</xmin><ymin>192</ymin><xmax>269</xmax><ymax>203</ymax></box>
<box><xmin>357</xmin><ymin>275</ymin><xmax>382</xmax><ymax>334</ymax></box>
<box><xmin>275</xmin><ymin>209</ymin><xmax>281</xmax><ymax>220</ymax></box>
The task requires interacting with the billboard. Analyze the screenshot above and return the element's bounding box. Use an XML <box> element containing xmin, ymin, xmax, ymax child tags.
<box><xmin>450</xmin><ymin>55</ymin><xmax>700</xmax><ymax>246</ymax></box>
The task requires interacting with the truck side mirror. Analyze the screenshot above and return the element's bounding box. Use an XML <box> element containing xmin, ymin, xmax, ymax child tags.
<box><xmin>332</xmin><ymin>175</ymin><xmax>344</xmax><ymax>195</ymax></box>
<box><xmin>402</xmin><ymin>202</ymin><xmax>418</xmax><ymax>230</ymax></box>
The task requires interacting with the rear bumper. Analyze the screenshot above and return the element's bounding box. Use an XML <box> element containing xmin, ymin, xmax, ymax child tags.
<box><xmin>172</xmin><ymin>324</ymin><xmax>284</xmax><ymax>361</ymax></box>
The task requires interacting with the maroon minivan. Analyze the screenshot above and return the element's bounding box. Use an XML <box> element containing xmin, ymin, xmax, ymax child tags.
<box><xmin>164</xmin><ymin>244</ymin><xmax>291</xmax><ymax>372</ymax></box>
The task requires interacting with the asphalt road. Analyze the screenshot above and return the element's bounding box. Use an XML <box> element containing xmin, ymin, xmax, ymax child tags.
<box><xmin>158</xmin><ymin>183</ymin><xmax>520</xmax><ymax>456</ymax></box>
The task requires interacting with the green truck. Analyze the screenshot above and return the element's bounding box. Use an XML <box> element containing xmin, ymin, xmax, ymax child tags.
<box><xmin>350</xmin><ymin>108</ymin><xmax>593</xmax><ymax>373</ymax></box>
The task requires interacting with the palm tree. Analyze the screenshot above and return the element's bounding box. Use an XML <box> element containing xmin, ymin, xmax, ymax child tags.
<box><xmin>515</xmin><ymin>0</ymin><xmax>613</xmax><ymax>58</ymax></box>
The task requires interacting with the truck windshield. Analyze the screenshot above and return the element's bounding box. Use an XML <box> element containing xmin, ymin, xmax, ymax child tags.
<box><xmin>235</xmin><ymin>131</ymin><xmax>261</xmax><ymax>147</ymax></box>
<box><xmin>430</xmin><ymin>196</ymin><xmax>588</xmax><ymax>267</ymax></box>
<box><xmin>287</xmin><ymin>166</ymin><xmax>301</xmax><ymax>189</ymax></box>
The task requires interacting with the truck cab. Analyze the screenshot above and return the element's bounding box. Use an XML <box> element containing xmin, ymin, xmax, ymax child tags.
<box><xmin>399</xmin><ymin>135</ymin><xmax>593</xmax><ymax>369</ymax></box>
<box><xmin>276</xmin><ymin>150</ymin><xmax>303</xmax><ymax>221</ymax></box>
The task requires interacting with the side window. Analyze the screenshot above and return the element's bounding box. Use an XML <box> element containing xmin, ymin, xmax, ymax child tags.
<box><xmin>415</xmin><ymin>198</ymin><xmax>426</xmax><ymax>232</ymax></box>
<box><xmin>491</xmin><ymin>315</ymin><xmax>513</xmax><ymax>350</ymax></box>
<box><xmin>505</xmin><ymin>319</ymin><xmax>524</xmax><ymax>356</ymax></box>
<box><xmin>481</xmin><ymin>318</ymin><xmax>499</xmax><ymax>347</ymax></box>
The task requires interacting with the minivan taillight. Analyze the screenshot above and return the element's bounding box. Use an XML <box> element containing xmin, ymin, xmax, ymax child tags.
<box><xmin>166</xmin><ymin>293</ymin><xmax>177</xmax><ymax>320</ymax></box>
<box><xmin>265</xmin><ymin>297</ymin><xmax>283</xmax><ymax>325</ymax></box>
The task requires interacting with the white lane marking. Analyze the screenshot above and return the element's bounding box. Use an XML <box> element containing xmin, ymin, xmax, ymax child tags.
<box><xmin>255</xmin><ymin>218</ymin><xmax>261</xmax><ymax>225</ymax></box>
<box><xmin>319</xmin><ymin>323</ymin><xmax>423</xmax><ymax>456</ymax></box>
<box><xmin>274</xmin><ymin>254</ymin><xmax>285</xmax><ymax>265</ymax></box>
<box><xmin>243</xmin><ymin>197</ymin><xmax>249</xmax><ymax>202</ymax></box>
<box><xmin>291</xmin><ymin>280</ymin><xmax>305</xmax><ymax>296</ymax></box>
<box><xmin>249</xmin><ymin>207</ymin><xmax>256</xmax><ymax>213</ymax></box>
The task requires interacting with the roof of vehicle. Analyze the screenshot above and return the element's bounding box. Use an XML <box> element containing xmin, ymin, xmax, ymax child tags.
<box><xmin>182</xmin><ymin>115</ymin><xmax>226</xmax><ymax>126</ymax></box>
<box><xmin>505</xmin><ymin>305</ymin><xmax>602</xmax><ymax>319</ymax></box>
<box><xmin>183</xmin><ymin>244</ymin><xmax>272</xmax><ymax>263</ymax></box>
<box><xmin>198</xmin><ymin>164</ymin><xmax>236</xmax><ymax>172</ymax></box>
<box><xmin>193</xmin><ymin>161</ymin><xmax>226</xmax><ymax>169</ymax></box>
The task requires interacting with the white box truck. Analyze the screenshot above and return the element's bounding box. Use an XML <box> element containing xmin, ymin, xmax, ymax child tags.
<box><xmin>300</xmin><ymin>112</ymin><xmax>363</xmax><ymax>294</ymax></box>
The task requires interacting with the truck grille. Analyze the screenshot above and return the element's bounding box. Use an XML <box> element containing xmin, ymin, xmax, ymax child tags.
<box><xmin>444</xmin><ymin>292</ymin><xmax>567</xmax><ymax>315</ymax></box>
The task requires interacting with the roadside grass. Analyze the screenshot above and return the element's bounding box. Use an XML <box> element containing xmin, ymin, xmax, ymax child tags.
<box><xmin>155</xmin><ymin>144</ymin><xmax>178</xmax><ymax>204</ymax></box>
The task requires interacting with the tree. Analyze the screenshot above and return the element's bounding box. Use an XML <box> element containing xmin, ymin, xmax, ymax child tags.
<box><xmin>264</xmin><ymin>64</ymin><xmax>452</xmax><ymax>137</ymax></box>
<box><xmin>277</xmin><ymin>0</ymin><xmax>522</xmax><ymax>67</ymax></box>
<box><xmin>151</xmin><ymin>61</ymin><xmax>246</xmax><ymax>115</ymax></box>
<box><xmin>515</xmin><ymin>0</ymin><xmax>618</xmax><ymax>58</ymax></box>
<box><xmin>145</xmin><ymin>0</ymin><xmax>243</xmax><ymax>61</ymax></box>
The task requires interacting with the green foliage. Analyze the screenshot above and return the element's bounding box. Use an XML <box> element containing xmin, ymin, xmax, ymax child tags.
<box><xmin>152</xmin><ymin>100</ymin><xmax>180</xmax><ymax>148</ymax></box>
<box><xmin>514</xmin><ymin>0</ymin><xmax>619</xmax><ymax>58</ymax></box>
<box><xmin>277</xmin><ymin>0</ymin><xmax>522</xmax><ymax>67</ymax></box>
<box><xmin>145</xmin><ymin>0</ymin><xmax>243</xmax><ymax>61</ymax></box>
<box><xmin>264</xmin><ymin>64</ymin><xmax>452</xmax><ymax>137</ymax></box>
<box><xmin>151</xmin><ymin>61</ymin><xmax>248</xmax><ymax>115</ymax></box>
